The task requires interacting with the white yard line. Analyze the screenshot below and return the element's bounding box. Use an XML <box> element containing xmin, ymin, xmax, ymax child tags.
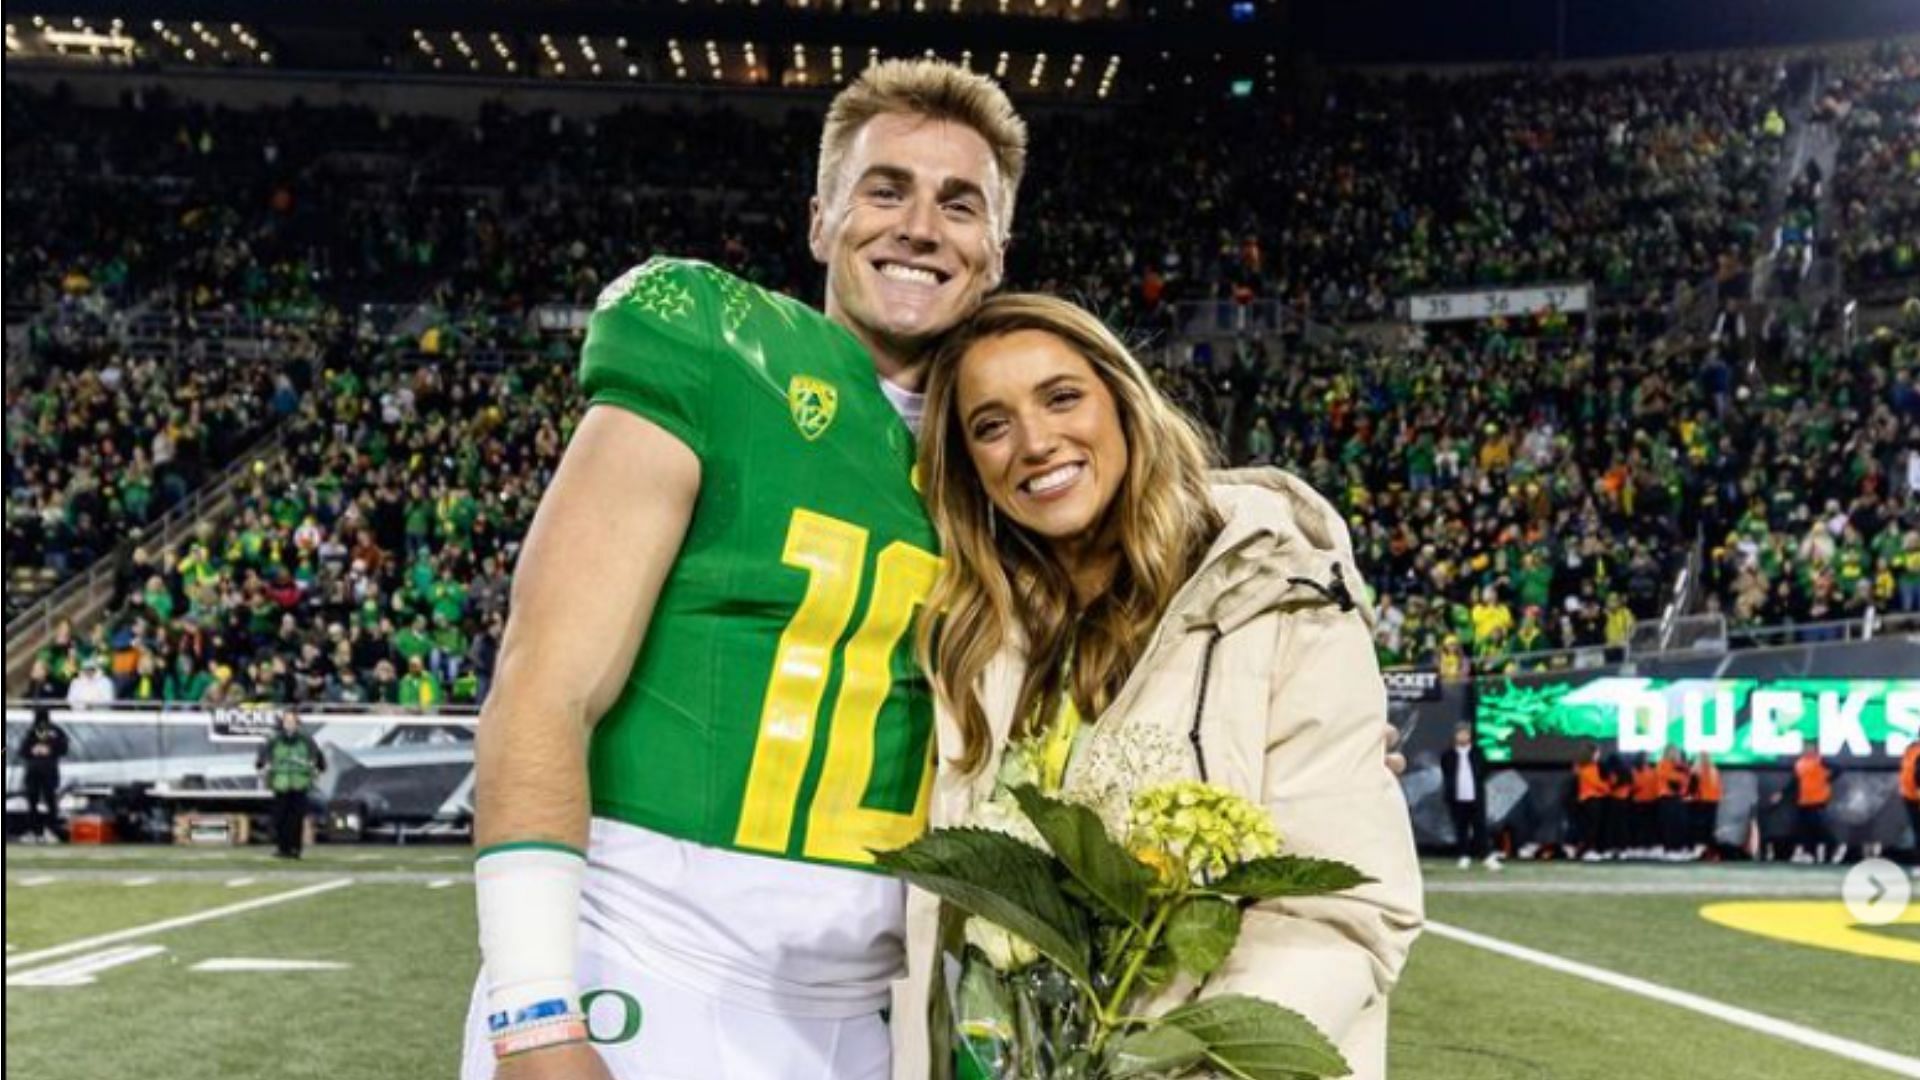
<box><xmin>17</xmin><ymin>875</ymin><xmax>56</xmax><ymax>887</ymax></box>
<box><xmin>1427</xmin><ymin>920</ymin><xmax>1920</xmax><ymax>1077</ymax></box>
<box><xmin>192</xmin><ymin>958</ymin><xmax>350</xmax><ymax>973</ymax></box>
<box><xmin>225</xmin><ymin>877</ymin><xmax>257</xmax><ymax>888</ymax></box>
<box><xmin>122</xmin><ymin>877</ymin><xmax>156</xmax><ymax>887</ymax></box>
<box><xmin>7</xmin><ymin>944</ymin><xmax>167</xmax><ymax>987</ymax></box>
<box><xmin>426</xmin><ymin>878</ymin><xmax>455</xmax><ymax>890</ymax></box>
<box><xmin>4</xmin><ymin>878</ymin><xmax>354</xmax><ymax>971</ymax></box>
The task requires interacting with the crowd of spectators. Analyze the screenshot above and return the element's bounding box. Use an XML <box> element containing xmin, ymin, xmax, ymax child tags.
<box><xmin>1202</xmin><ymin>305</ymin><xmax>1920</xmax><ymax>676</ymax></box>
<box><xmin>3</xmin><ymin>339</ymin><xmax>300</xmax><ymax>617</ymax></box>
<box><xmin>1826</xmin><ymin>44</ymin><xmax>1920</xmax><ymax>294</ymax></box>
<box><xmin>24</xmin><ymin>334</ymin><xmax>570</xmax><ymax>709</ymax></box>
<box><xmin>7</xmin><ymin>51</ymin><xmax>1795</xmax><ymax>320</ymax></box>
<box><xmin>6</xmin><ymin>44</ymin><xmax>1919</xmax><ymax>694</ymax></box>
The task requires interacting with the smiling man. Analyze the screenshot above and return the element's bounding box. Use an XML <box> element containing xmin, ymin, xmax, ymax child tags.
<box><xmin>462</xmin><ymin>62</ymin><xmax>1027</xmax><ymax>1080</ymax></box>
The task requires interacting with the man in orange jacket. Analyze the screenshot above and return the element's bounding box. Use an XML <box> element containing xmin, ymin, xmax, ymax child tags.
<box><xmin>1901</xmin><ymin>742</ymin><xmax>1919</xmax><ymax>859</ymax></box>
<box><xmin>1770</xmin><ymin>748</ymin><xmax>1837</xmax><ymax>864</ymax></box>
<box><xmin>1630</xmin><ymin>754</ymin><xmax>1662</xmax><ymax>859</ymax></box>
<box><xmin>1573</xmin><ymin>745</ymin><xmax>1613</xmax><ymax>861</ymax></box>
<box><xmin>1655</xmin><ymin>746</ymin><xmax>1692</xmax><ymax>860</ymax></box>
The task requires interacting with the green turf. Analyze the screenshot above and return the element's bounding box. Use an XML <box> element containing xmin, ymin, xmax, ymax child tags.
<box><xmin>1389</xmin><ymin>933</ymin><xmax>1897</xmax><ymax>1080</ymax></box>
<box><xmin>5</xmin><ymin>878</ymin><xmax>475</xmax><ymax>1080</ymax></box>
<box><xmin>1424</xmin><ymin>890</ymin><xmax>1920</xmax><ymax>1059</ymax></box>
<box><xmin>5</xmin><ymin>842</ymin><xmax>472</xmax><ymax>876</ymax></box>
<box><xmin>6</xmin><ymin>849</ymin><xmax>1917</xmax><ymax>1080</ymax></box>
<box><xmin>4</xmin><ymin>880</ymin><xmax>283</xmax><ymax>953</ymax></box>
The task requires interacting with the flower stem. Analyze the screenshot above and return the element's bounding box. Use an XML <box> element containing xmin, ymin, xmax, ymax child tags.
<box><xmin>1092</xmin><ymin>901</ymin><xmax>1177</xmax><ymax>1054</ymax></box>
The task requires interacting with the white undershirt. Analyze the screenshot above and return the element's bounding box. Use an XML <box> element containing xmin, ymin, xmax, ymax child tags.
<box><xmin>1453</xmin><ymin>746</ymin><xmax>1478</xmax><ymax>802</ymax></box>
<box><xmin>877</xmin><ymin>376</ymin><xmax>925</xmax><ymax>437</ymax></box>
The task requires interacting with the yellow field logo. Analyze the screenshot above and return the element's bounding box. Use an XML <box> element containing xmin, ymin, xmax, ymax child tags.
<box><xmin>789</xmin><ymin>376</ymin><xmax>838</xmax><ymax>441</ymax></box>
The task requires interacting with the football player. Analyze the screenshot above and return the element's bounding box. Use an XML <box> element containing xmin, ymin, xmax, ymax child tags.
<box><xmin>463</xmin><ymin>60</ymin><xmax>1027</xmax><ymax>1080</ymax></box>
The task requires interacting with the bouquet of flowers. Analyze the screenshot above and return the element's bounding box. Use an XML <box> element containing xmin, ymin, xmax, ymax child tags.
<box><xmin>878</xmin><ymin>779</ymin><xmax>1368</xmax><ymax>1079</ymax></box>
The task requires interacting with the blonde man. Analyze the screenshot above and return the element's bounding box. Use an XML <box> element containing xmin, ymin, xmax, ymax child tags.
<box><xmin>462</xmin><ymin>62</ymin><xmax>1028</xmax><ymax>1080</ymax></box>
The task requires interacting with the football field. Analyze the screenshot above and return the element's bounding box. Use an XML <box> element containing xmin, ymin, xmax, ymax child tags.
<box><xmin>5</xmin><ymin>846</ymin><xmax>1918</xmax><ymax>1080</ymax></box>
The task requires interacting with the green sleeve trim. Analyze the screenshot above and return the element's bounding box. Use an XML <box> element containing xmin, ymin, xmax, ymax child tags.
<box><xmin>475</xmin><ymin>840</ymin><xmax>587</xmax><ymax>863</ymax></box>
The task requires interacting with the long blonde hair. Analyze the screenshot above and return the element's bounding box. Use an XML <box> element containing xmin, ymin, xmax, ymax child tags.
<box><xmin>917</xmin><ymin>295</ymin><xmax>1222</xmax><ymax>774</ymax></box>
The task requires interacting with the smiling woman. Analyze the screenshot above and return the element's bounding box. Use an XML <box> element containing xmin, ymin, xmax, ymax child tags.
<box><xmin>916</xmin><ymin>294</ymin><xmax>1221</xmax><ymax>773</ymax></box>
<box><xmin>897</xmin><ymin>293</ymin><xmax>1423</xmax><ymax>1080</ymax></box>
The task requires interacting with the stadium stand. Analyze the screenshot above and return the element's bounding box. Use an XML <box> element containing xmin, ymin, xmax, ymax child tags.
<box><xmin>5</xmin><ymin>42</ymin><xmax>1919</xmax><ymax>695</ymax></box>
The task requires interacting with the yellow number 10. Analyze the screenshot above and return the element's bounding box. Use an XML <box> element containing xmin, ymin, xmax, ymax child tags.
<box><xmin>734</xmin><ymin>509</ymin><xmax>941</xmax><ymax>864</ymax></box>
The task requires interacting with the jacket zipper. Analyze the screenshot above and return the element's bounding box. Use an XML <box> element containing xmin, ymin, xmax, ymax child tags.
<box><xmin>1059</xmin><ymin>542</ymin><xmax>1347</xmax><ymax>789</ymax></box>
<box><xmin>1187</xmin><ymin>628</ymin><xmax>1224</xmax><ymax>782</ymax></box>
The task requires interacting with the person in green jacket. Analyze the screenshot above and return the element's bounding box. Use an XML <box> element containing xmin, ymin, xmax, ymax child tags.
<box><xmin>398</xmin><ymin>656</ymin><xmax>444</xmax><ymax>711</ymax></box>
<box><xmin>255</xmin><ymin>711</ymin><xmax>327</xmax><ymax>859</ymax></box>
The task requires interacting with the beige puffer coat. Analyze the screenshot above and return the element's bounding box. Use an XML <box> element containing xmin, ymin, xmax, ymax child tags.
<box><xmin>890</xmin><ymin>468</ymin><xmax>1425</xmax><ymax>1080</ymax></box>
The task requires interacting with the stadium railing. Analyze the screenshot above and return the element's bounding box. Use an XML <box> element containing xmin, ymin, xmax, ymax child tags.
<box><xmin>3</xmin><ymin>427</ymin><xmax>290</xmax><ymax>693</ymax></box>
<box><xmin>1382</xmin><ymin>608</ymin><xmax>1920</xmax><ymax>680</ymax></box>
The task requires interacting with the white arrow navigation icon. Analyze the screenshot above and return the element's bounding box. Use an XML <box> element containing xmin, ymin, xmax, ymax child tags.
<box><xmin>1843</xmin><ymin>859</ymin><xmax>1914</xmax><ymax>927</ymax></box>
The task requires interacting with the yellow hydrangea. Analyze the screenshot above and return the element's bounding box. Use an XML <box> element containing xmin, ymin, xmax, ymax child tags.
<box><xmin>1128</xmin><ymin>781</ymin><xmax>1279</xmax><ymax>883</ymax></box>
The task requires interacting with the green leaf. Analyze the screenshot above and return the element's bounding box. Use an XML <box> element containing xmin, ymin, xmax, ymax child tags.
<box><xmin>873</xmin><ymin>828</ymin><xmax>1092</xmax><ymax>985</ymax></box>
<box><xmin>1165</xmin><ymin>896</ymin><xmax>1241</xmax><ymax>980</ymax></box>
<box><xmin>1210</xmin><ymin>857</ymin><xmax>1372</xmax><ymax>902</ymax></box>
<box><xmin>1161</xmin><ymin>994</ymin><xmax>1351</xmax><ymax>1080</ymax></box>
<box><xmin>1010</xmin><ymin>785</ymin><xmax>1155</xmax><ymax>929</ymax></box>
<box><xmin>1106</xmin><ymin>1024</ymin><xmax>1209</xmax><ymax>1078</ymax></box>
<box><xmin>1134</xmin><ymin>941</ymin><xmax>1179</xmax><ymax>996</ymax></box>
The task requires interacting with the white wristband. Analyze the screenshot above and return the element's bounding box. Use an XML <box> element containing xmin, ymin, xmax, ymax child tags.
<box><xmin>475</xmin><ymin>843</ymin><xmax>587</xmax><ymax>1033</ymax></box>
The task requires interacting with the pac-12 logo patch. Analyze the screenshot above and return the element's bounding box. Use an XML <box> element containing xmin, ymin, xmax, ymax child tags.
<box><xmin>789</xmin><ymin>375</ymin><xmax>839</xmax><ymax>441</ymax></box>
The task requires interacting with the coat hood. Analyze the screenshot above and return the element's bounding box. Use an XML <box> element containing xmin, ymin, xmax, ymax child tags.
<box><xmin>1173</xmin><ymin>467</ymin><xmax>1375</xmax><ymax>635</ymax></box>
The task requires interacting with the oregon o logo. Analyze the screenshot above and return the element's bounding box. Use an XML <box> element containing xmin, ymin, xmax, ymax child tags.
<box><xmin>582</xmin><ymin>989</ymin><xmax>644</xmax><ymax>1045</ymax></box>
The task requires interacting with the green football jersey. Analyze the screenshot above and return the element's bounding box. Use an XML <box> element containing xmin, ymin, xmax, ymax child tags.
<box><xmin>580</xmin><ymin>257</ymin><xmax>939</xmax><ymax>871</ymax></box>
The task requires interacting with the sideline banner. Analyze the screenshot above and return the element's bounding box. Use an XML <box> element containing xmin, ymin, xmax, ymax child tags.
<box><xmin>1407</xmin><ymin>283</ymin><xmax>1590</xmax><ymax>323</ymax></box>
<box><xmin>1476</xmin><ymin>676</ymin><xmax>1920</xmax><ymax>766</ymax></box>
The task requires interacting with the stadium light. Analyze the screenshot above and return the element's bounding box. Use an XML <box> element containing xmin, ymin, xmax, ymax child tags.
<box><xmin>44</xmin><ymin>28</ymin><xmax>135</xmax><ymax>50</ymax></box>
